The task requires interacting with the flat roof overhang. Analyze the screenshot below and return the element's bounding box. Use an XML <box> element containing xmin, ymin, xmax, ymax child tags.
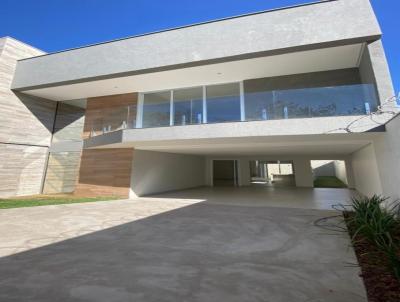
<box><xmin>15</xmin><ymin>43</ymin><xmax>367</xmax><ymax>101</ymax></box>
<box><xmin>82</xmin><ymin>116</ymin><xmax>385</xmax><ymax>156</ymax></box>
<box><xmin>12</xmin><ymin>0</ymin><xmax>381</xmax><ymax>98</ymax></box>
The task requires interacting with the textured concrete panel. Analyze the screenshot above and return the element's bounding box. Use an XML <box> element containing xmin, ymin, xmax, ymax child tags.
<box><xmin>52</xmin><ymin>102</ymin><xmax>85</xmax><ymax>143</ymax></box>
<box><xmin>0</xmin><ymin>37</ymin><xmax>54</xmax><ymax>197</ymax></box>
<box><xmin>12</xmin><ymin>0</ymin><xmax>381</xmax><ymax>89</ymax></box>
<box><xmin>0</xmin><ymin>37</ymin><xmax>55</xmax><ymax>146</ymax></box>
<box><xmin>0</xmin><ymin>144</ymin><xmax>48</xmax><ymax>197</ymax></box>
<box><xmin>43</xmin><ymin>151</ymin><xmax>81</xmax><ymax>194</ymax></box>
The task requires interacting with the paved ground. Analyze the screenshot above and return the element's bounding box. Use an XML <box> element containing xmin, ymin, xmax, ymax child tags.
<box><xmin>145</xmin><ymin>186</ymin><xmax>358</xmax><ymax>210</ymax></box>
<box><xmin>0</xmin><ymin>190</ymin><xmax>366</xmax><ymax>302</ymax></box>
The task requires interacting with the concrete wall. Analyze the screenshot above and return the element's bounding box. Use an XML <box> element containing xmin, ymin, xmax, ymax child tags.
<box><xmin>359</xmin><ymin>40</ymin><xmax>395</xmax><ymax>105</ymax></box>
<box><xmin>334</xmin><ymin>160</ymin><xmax>348</xmax><ymax>185</ymax></box>
<box><xmin>130</xmin><ymin>150</ymin><xmax>206</xmax><ymax>197</ymax></box>
<box><xmin>43</xmin><ymin>151</ymin><xmax>81</xmax><ymax>194</ymax></box>
<box><xmin>373</xmin><ymin>115</ymin><xmax>400</xmax><ymax>200</ymax></box>
<box><xmin>311</xmin><ymin>160</ymin><xmax>348</xmax><ymax>185</ymax></box>
<box><xmin>12</xmin><ymin>0</ymin><xmax>380</xmax><ymax>90</ymax></box>
<box><xmin>0</xmin><ymin>37</ymin><xmax>56</xmax><ymax>197</ymax></box>
<box><xmin>293</xmin><ymin>158</ymin><xmax>314</xmax><ymax>187</ymax></box>
<box><xmin>0</xmin><ymin>144</ymin><xmax>48</xmax><ymax>197</ymax></box>
<box><xmin>311</xmin><ymin>160</ymin><xmax>336</xmax><ymax>177</ymax></box>
<box><xmin>42</xmin><ymin>102</ymin><xmax>85</xmax><ymax>194</ymax></box>
<box><xmin>351</xmin><ymin>143</ymin><xmax>383</xmax><ymax>197</ymax></box>
<box><xmin>52</xmin><ymin>102</ymin><xmax>85</xmax><ymax>143</ymax></box>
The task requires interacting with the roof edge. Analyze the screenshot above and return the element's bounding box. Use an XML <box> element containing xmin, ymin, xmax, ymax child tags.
<box><xmin>1</xmin><ymin>36</ymin><xmax>45</xmax><ymax>55</ymax></box>
<box><xmin>17</xmin><ymin>0</ymin><xmax>337</xmax><ymax>62</ymax></box>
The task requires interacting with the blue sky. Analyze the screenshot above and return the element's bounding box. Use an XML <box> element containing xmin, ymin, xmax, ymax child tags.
<box><xmin>1</xmin><ymin>0</ymin><xmax>398</xmax><ymax>92</ymax></box>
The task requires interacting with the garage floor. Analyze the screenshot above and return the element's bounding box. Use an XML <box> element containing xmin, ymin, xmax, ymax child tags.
<box><xmin>144</xmin><ymin>186</ymin><xmax>358</xmax><ymax>210</ymax></box>
<box><xmin>0</xmin><ymin>189</ymin><xmax>366</xmax><ymax>302</ymax></box>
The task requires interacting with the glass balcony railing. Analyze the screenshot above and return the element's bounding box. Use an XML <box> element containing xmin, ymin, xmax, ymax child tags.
<box><xmin>88</xmin><ymin>84</ymin><xmax>378</xmax><ymax>138</ymax></box>
<box><xmin>244</xmin><ymin>84</ymin><xmax>377</xmax><ymax>121</ymax></box>
<box><xmin>89</xmin><ymin>104</ymin><xmax>137</xmax><ymax>137</ymax></box>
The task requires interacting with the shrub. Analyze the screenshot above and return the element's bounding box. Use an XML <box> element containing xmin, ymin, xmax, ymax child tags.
<box><xmin>348</xmin><ymin>194</ymin><xmax>400</xmax><ymax>280</ymax></box>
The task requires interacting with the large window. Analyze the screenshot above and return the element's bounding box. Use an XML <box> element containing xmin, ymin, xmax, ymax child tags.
<box><xmin>142</xmin><ymin>91</ymin><xmax>171</xmax><ymax>128</ymax></box>
<box><xmin>173</xmin><ymin>87</ymin><xmax>203</xmax><ymax>125</ymax></box>
<box><xmin>206</xmin><ymin>83</ymin><xmax>241</xmax><ymax>123</ymax></box>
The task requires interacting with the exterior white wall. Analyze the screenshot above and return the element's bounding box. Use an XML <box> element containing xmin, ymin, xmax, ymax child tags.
<box><xmin>130</xmin><ymin>150</ymin><xmax>206</xmax><ymax>197</ymax></box>
<box><xmin>293</xmin><ymin>158</ymin><xmax>313</xmax><ymax>187</ymax></box>
<box><xmin>86</xmin><ymin>116</ymin><xmax>388</xmax><ymax>150</ymax></box>
<box><xmin>311</xmin><ymin>160</ymin><xmax>336</xmax><ymax>177</ymax></box>
<box><xmin>351</xmin><ymin>144</ymin><xmax>383</xmax><ymax>197</ymax></box>
<box><xmin>310</xmin><ymin>160</ymin><xmax>349</xmax><ymax>185</ymax></box>
<box><xmin>334</xmin><ymin>160</ymin><xmax>348</xmax><ymax>185</ymax></box>
<box><xmin>373</xmin><ymin>116</ymin><xmax>400</xmax><ymax>200</ymax></box>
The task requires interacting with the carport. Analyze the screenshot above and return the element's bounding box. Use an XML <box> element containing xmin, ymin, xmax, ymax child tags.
<box><xmin>84</xmin><ymin>128</ymin><xmax>383</xmax><ymax>199</ymax></box>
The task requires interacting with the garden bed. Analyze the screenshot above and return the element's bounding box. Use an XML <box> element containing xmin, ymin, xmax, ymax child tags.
<box><xmin>344</xmin><ymin>211</ymin><xmax>400</xmax><ymax>302</ymax></box>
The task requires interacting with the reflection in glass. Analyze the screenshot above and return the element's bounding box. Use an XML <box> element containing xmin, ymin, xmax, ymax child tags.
<box><xmin>244</xmin><ymin>84</ymin><xmax>378</xmax><ymax>121</ymax></box>
<box><xmin>173</xmin><ymin>87</ymin><xmax>203</xmax><ymax>125</ymax></box>
<box><xmin>142</xmin><ymin>91</ymin><xmax>171</xmax><ymax>128</ymax></box>
<box><xmin>206</xmin><ymin>83</ymin><xmax>241</xmax><ymax>123</ymax></box>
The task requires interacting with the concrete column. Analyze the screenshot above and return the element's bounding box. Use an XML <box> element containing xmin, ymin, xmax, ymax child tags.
<box><xmin>239</xmin><ymin>159</ymin><xmax>250</xmax><ymax>186</ymax></box>
<box><xmin>351</xmin><ymin>143</ymin><xmax>383</xmax><ymax>197</ymax></box>
<box><xmin>344</xmin><ymin>158</ymin><xmax>355</xmax><ymax>189</ymax></box>
<box><xmin>293</xmin><ymin>158</ymin><xmax>313</xmax><ymax>187</ymax></box>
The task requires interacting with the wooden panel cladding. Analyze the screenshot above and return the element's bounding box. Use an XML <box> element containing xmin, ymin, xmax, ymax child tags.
<box><xmin>74</xmin><ymin>148</ymin><xmax>134</xmax><ymax>198</ymax></box>
<box><xmin>83</xmin><ymin>93</ymin><xmax>138</xmax><ymax>139</ymax></box>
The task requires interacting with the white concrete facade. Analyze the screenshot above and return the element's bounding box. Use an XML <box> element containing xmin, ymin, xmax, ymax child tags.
<box><xmin>130</xmin><ymin>150</ymin><xmax>206</xmax><ymax>198</ymax></box>
<box><xmin>1</xmin><ymin>0</ymin><xmax>398</xmax><ymax>202</ymax></box>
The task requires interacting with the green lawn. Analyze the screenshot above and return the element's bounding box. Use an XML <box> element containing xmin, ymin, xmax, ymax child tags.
<box><xmin>314</xmin><ymin>176</ymin><xmax>347</xmax><ymax>188</ymax></box>
<box><xmin>0</xmin><ymin>195</ymin><xmax>121</xmax><ymax>209</ymax></box>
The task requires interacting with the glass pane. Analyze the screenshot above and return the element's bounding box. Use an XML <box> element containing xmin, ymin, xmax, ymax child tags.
<box><xmin>142</xmin><ymin>91</ymin><xmax>171</xmax><ymax>128</ymax></box>
<box><xmin>173</xmin><ymin>87</ymin><xmax>203</xmax><ymax>125</ymax></box>
<box><xmin>244</xmin><ymin>83</ymin><xmax>378</xmax><ymax>121</ymax></box>
<box><xmin>206</xmin><ymin>83</ymin><xmax>241</xmax><ymax>123</ymax></box>
<box><xmin>244</xmin><ymin>90</ymin><xmax>275</xmax><ymax>121</ymax></box>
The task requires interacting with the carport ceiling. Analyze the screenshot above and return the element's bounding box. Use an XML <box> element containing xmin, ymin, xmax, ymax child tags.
<box><xmin>134</xmin><ymin>139</ymin><xmax>371</xmax><ymax>156</ymax></box>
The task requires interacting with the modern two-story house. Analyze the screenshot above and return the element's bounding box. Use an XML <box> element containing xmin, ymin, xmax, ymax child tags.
<box><xmin>1</xmin><ymin>0</ymin><xmax>399</xmax><ymax>200</ymax></box>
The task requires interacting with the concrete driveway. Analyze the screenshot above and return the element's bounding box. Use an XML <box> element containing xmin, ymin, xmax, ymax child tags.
<box><xmin>0</xmin><ymin>196</ymin><xmax>366</xmax><ymax>302</ymax></box>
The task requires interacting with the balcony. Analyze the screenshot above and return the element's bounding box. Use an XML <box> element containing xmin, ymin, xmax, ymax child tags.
<box><xmin>90</xmin><ymin>83</ymin><xmax>377</xmax><ymax>137</ymax></box>
<box><xmin>88</xmin><ymin>83</ymin><xmax>378</xmax><ymax>138</ymax></box>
